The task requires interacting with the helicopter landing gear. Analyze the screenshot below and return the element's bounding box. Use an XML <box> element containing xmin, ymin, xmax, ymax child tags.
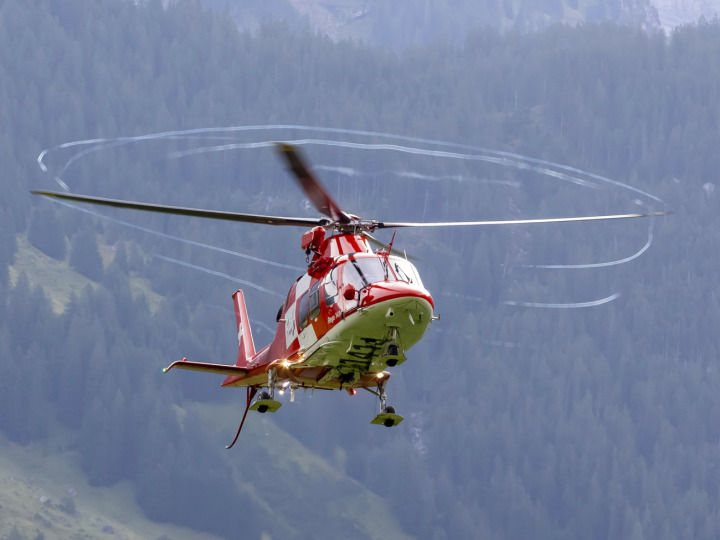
<box><xmin>370</xmin><ymin>377</ymin><xmax>404</xmax><ymax>427</ymax></box>
<box><xmin>250</xmin><ymin>368</ymin><xmax>282</xmax><ymax>414</ymax></box>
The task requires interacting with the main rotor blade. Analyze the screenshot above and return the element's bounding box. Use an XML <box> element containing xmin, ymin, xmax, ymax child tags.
<box><xmin>276</xmin><ymin>143</ymin><xmax>352</xmax><ymax>224</ymax></box>
<box><xmin>31</xmin><ymin>190</ymin><xmax>328</xmax><ymax>228</ymax></box>
<box><xmin>378</xmin><ymin>211</ymin><xmax>671</xmax><ymax>229</ymax></box>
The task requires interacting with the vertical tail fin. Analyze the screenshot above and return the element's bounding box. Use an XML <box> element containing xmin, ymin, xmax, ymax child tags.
<box><xmin>232</xmin><ymin>290</ymin><xmax>256</xmax><ymax>369</ymax></box>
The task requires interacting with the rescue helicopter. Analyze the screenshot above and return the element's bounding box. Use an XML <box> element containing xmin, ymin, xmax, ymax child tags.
<box><xmin>32</xmin><ymin>144</ymin><xmax>668</xmax><ymax>447</ymax></box>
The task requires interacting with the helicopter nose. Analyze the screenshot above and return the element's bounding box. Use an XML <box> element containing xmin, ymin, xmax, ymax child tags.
<box><xmin>357</xmin><ymin>282</ymin><xmax>434</xmax><ymax>352</ymax></box>
<box><xmin>382</xmin><ymin>296</ymin><xmax>433</xmax><ymax>327</ymax></box>
<box><xmin>360</xmin><ymin>281</ymin><xmax>434</xmax><ymax>312</ymax></box>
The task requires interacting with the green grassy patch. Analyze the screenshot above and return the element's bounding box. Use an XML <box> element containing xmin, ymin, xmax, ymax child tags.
<box><xmin>0</xmin><ymin>430</ymin><xmax>223</xmax><ymax>540</ymax></box>
<box><xmin>10</xmin><ymin>235</ymin><xmax>163</xmax><ymax>314</ymax></box>
<box><xmin>10</xmin><ymin>235</ymin><xmax>98</xmax><ymax>314</ymax></box>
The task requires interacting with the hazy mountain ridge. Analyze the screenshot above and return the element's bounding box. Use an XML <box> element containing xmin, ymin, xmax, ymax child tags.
<box><xmin>208</xmin><ymin>0</ymin><xmax>663</xmax><ymax>48</ymax></box>
<box><xmin>204</xmin><ymin>0</ymin><xmax>720</xmax><ymax>48</ymax></box>
<box><xmin>654</xmin><ymin>0</ymin><xmax>720</xmax><ymax>30</ymax></box>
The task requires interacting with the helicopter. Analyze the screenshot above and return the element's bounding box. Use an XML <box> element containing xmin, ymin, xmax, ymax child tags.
<box><xmin>32</xmin><ymin>143</ymin><xmax>669</xmax><ymax>448</ymax></box>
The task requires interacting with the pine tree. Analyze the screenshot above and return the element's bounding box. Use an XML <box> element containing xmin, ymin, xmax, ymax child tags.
<box><xmin>27</xmin><ymin>206</ymin><xmax>66</xmax><ymax>260</ymax></box>
<box><xmin>69</xmin><ymin>230</ymin><xmax>104</xmax><ymax>281</ymax></box>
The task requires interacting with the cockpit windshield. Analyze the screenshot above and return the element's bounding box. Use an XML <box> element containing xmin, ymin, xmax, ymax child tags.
<box><xmin>340</xmin><ymin>255</ymin><xmax>424</xmax><ymax>290</ymax></box>
<box><xmin>342</xmin><ymin>256</ymin><xmax>391</xmax><ymax>289</ymax></box>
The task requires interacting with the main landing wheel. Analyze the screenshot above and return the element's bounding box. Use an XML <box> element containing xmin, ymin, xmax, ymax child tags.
<box><xmin>250</xmin><ymin>390</ymin><xmax>282</xmax><ymax>414</ymax></box>
<box><xmin>383</xmin><ymin>406</ymin><xmax>396</xmax><ymax>427</ymax></box>
<box><xmin>256</xmin><ymin>391</ymin><xmax>270</xmax><ymax>413</ymax></box>
<box><xmin>370</xmin><ymin>379</ymin><xmax>404</xmax><ymax>427</ymax></box>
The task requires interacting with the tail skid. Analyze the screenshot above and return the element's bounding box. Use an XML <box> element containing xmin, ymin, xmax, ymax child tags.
<box><xmin>164</xmin><ymin>289</ymin><xmax>259</xmax><ymax>449</ymax></box>
<box><xmin>225</xmin><ymin>387</ymin><xmax>258</xmax><ymax>449</ymax></box>
<box><xmin>233</xmin><ymin>290</ymin><xmax>256</xmax><ymax>368</ymax></box>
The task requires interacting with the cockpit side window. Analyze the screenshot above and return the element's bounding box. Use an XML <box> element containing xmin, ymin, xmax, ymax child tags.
<box><xmin>390</xmin><ymin>257</ymin><xmax>423</xmax><ymax>288</ymax></box>
<box><xmin>393</xmin><ymin>261</ymin><xmax>411</xmax><ymax>282</ymax></box>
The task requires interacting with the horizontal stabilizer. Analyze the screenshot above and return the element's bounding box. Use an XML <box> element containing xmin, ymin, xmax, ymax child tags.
<box><xmin>163</xmin><ymin>359</ymin><xmax>248</xmax><ymax>377</ymax></box>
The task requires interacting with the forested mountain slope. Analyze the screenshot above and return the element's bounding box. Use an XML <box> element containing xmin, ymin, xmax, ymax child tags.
<box><xmin>2</xmin><ymin>0</ymin><xmax>720</xmax><ymax>538</ymax></box>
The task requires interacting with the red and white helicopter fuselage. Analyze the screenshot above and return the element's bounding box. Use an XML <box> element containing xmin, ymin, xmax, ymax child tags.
<box><xmin>164</xmin><ymin>230</ymin><xmax>433</xmax><ymax>435</ymax></box>
<box><xmin>226</xmin><ymin>232</ymin><xmax>432</xmax><ymax>390</ymax></box>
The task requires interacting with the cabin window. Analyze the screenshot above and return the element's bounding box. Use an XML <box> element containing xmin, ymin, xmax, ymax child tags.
<box><xmin>298</xmin><ymin>292</ymin><xmax>309</xmax><ymax>330</ymax></box>
<box><xmin>283</xmin><ymin>287</ymin><xmax>293</xmax><ymax>312</ymax></box>
<box><xmin>309</xmin><ymin>283</ymin><xmax>321</xmax><ymax>321</ymax></box>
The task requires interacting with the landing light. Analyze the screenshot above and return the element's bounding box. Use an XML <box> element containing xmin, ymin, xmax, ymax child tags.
<box><xmin>377</xmin><ymin>372</ymin><xmax>385</xmax><ymax>379</ymax></box>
